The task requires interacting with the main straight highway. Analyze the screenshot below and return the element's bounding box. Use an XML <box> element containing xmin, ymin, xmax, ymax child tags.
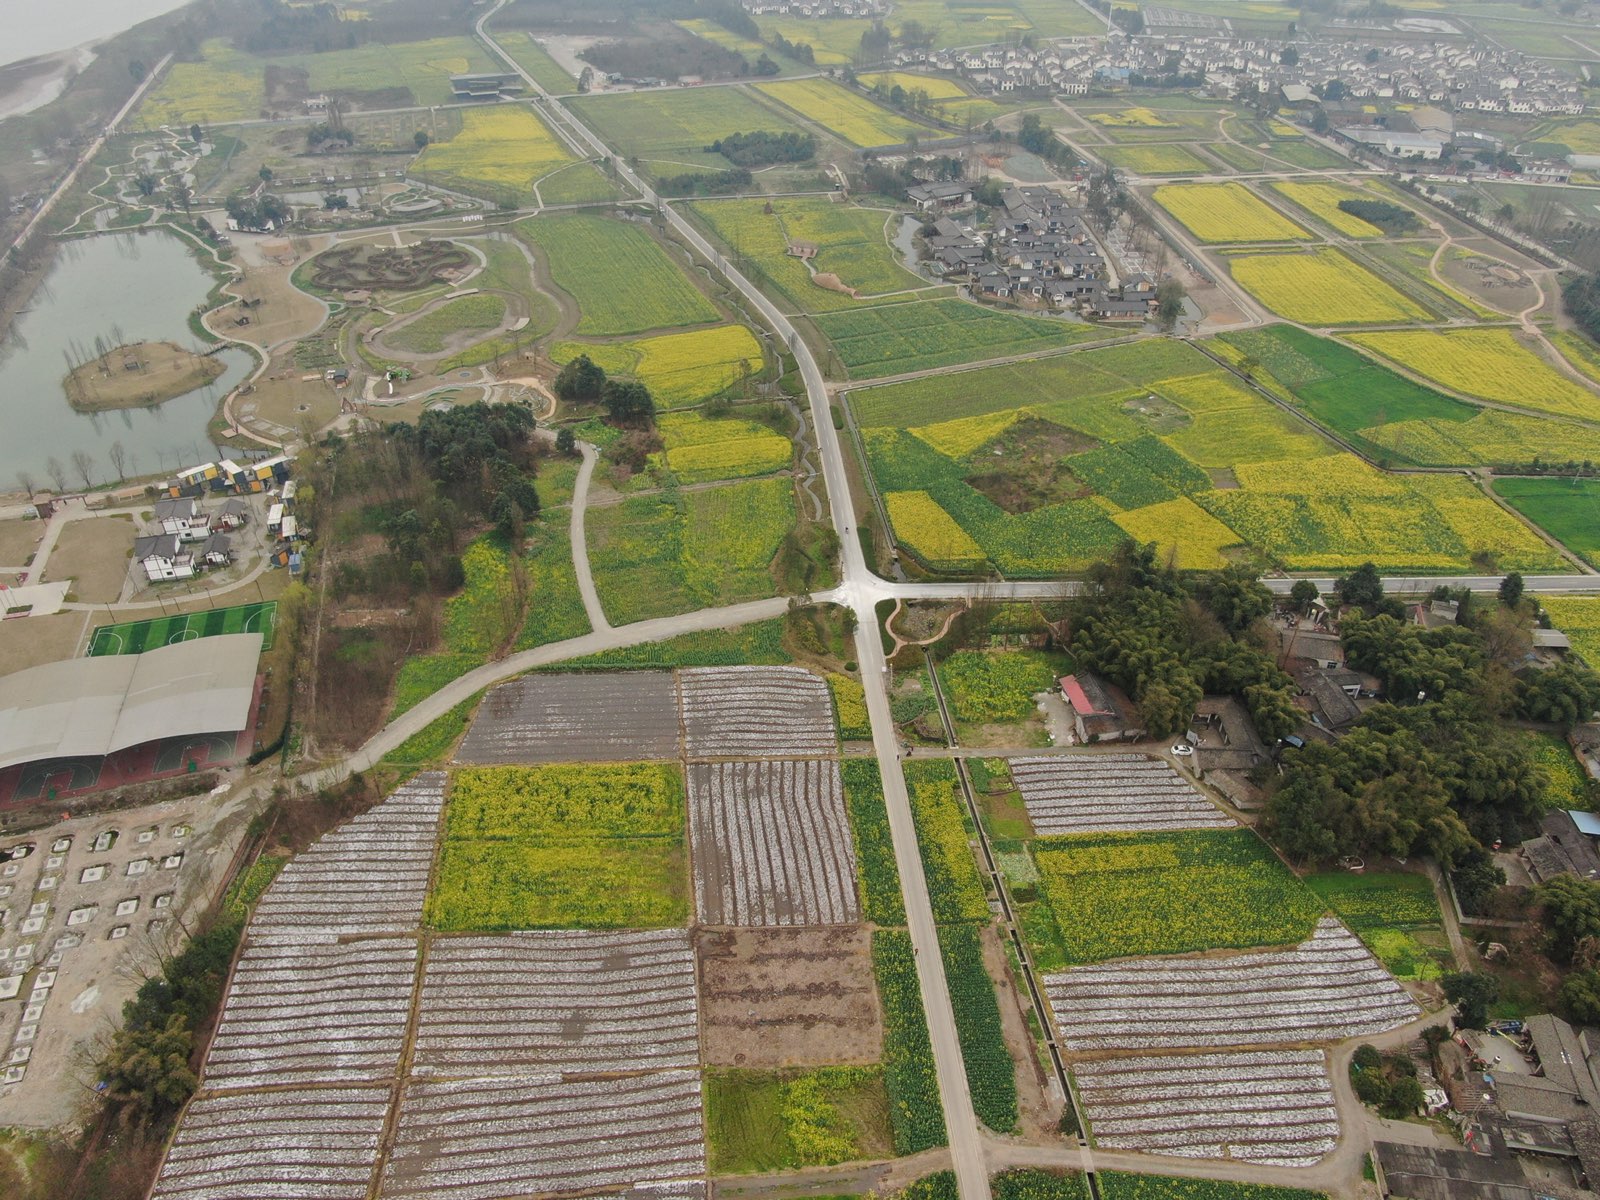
<box><xmin>462</xmin><ymin>12</ymin><xmax>1600</xmax><ymax>1199</ymax></box>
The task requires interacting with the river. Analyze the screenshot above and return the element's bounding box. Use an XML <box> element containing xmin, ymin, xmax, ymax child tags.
<box><xmin>3</xmin><ymin>0</ymin><xmax>195</xmax><ymax>68</ymax></box>
<box><xmin>0</xmin><ymin>230</ymin><xmax>253</xmax><ymax>490</ymax></box>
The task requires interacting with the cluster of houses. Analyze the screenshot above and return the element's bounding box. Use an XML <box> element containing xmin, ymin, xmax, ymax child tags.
<box><xmin>170</xmin><ymin>455</ymin><xmax>291</xmax><ymax>499</ymax></box>
<box><xmin>738</xmin><ymin>0</ymin><xmax>882</xmax><ymax>17</ymax></box>
<box><xmin>886</xmin><ymin>25</ymin><xmax>1587</xmax><ymax>124</ymax></box>
<box><xmin>133</xmin><ymin>497</ymin><xmax>249</xmax><ymax>583</ymax></box>
<box><xmin>913</xmin><ymin>184</ymin><xmax>1156</xmax><ymax>319</ymax></box>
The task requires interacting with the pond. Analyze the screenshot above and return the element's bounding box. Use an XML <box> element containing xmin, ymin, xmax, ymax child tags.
<box><xmin>0</xmin><ymin>230</ymin><xmax>254</xmax><ymax>490</ymax></box>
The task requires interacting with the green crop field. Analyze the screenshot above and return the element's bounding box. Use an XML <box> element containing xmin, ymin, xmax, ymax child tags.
<box><xmin>552</xmin><ymin>324</ymin><xmax>765</xmax><ymax>408</ymax></box>
<box><xmin>517</xmin><ymin>214</ymin><xmax>719</xmax><ymax>335</ymax></box>
<box><xmin>817</xmin><ymin>299</ymin><xmax>1090</xmax><ymax>378</ymax></box>
<box><xmin>384</xmin><ymin>294</ymin><xmax>506</xmax><ymax>355</ymax></box>
<box><xmin>570</xmin><ymin>87</ymin><xmax>810</xmax><ymax>171</ymax></box>
<box><xmin>1494</xmin><ymin>477</ymin><xmax>1600</xmax><ymax>566</ymax></box>
<box><xmin>850</xmin><ymin>338</ymin><xmax>1565</xmax><ymax>575</ymax></box>
<box><xmin>1212</xmin><ymin>326</ymin><xmax>1600</xmax><ymax>469</ymax></box>
<box><xmin>488</xmin><ymin>30</ymin><xmax>577</xmax><ymax>91</ymax></box>
<box><xmin>428</xmin><ymin>763</ymin><xmax>688</xmax><ymax>930</ymax></box>
<box><xmin>586</xmin><ymin>477</ymin><xmax>795</xmax><ymax>624</ymax></box>
<box><xmin>139</xmin><ymin>36</ymin><xmax>500</xmax><ymax>125</ymax></box>
<box><xmin>1025</xmin><ymin>828</ymin><xmax>1323</xmax><ymax>968</ymax></box>
<box><xmin>690</xmin><ymin>199</ymin><xmax>939</xmax><ymax>314</ymax></box>
<box><xmin>705</xmin><ymin>1067</ymin><xmax>892</xmax><ymax>1174</ymax></box>
<box><xmin>414</xmin><ymin>105</ymin><xmax>575</xmax><ymax>200</ymax></box>
<box><xmin>90</xmin><ymin>602</ymin><xmax>275</xmax><ymax>656</ymax></box>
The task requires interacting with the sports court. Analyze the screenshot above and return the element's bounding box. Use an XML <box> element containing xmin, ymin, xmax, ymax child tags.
<box><xmin>88</xmin><ymin>602</ymin><xmax>276</xmax><ymax>657</ymax></box>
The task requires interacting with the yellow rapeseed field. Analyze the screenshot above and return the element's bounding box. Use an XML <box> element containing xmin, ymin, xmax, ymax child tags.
<box><xmin>857</xmin><ymin>72</ymin><xmax>969</xmax><ymax>100</ymax></box>
<box><xmin>554</xmin><ymin>325</ymin><xmax>765</xmax><ymax>408</ymax></box>
<box><xmin>1349</xmin><ymin>328</ymin><xmax>1600</xmax><ymax>420</ymax></box>
<box><xmin>756</xmin><ymin>78</ymin><xmax>934</xmax><ymax>148</ymax></box>
<box><xmin>1270</xmin><ymin>181</ymin><xmax>1384</xmax><ymax>237</ymax></box>
<box><xmin>1151</xmin><ymin>183</ymin><xmax>1311</xmax><ymax>243</ymax></box>
<box><xmin>1540</xmin><ymin>596</ymin><xmax>1600</xmax><ymax>667</ymax></box>
<box><xmin>885</xmin><ymin>491</ymin><xmax>986</xmax><ymax>565</ymax></box>
<box><xmin>1088</xmin><ymin>107</ymin><xmax>1177</xmax><ymax>128</ymax></box>
<box><xmin>1230</xmin><ymin>250</ymin><xmax>1431</xmax><ymax>325</ymax></box>
<box><xmin>910</xmin><ymin>410</ymin><xmax>1022</xmax><ymax>459</ymax></box>
<box><xmin>417</xmin><ymin>106</ymin><xmax>573</xmax><ymax>192</ymax></box>
<box><xmin>1111</xmin><ymin>497</ymin><xmax>1239</xmax><ymax>569</ymax></box>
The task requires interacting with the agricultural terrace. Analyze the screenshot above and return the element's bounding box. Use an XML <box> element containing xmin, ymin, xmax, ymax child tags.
<box><xmin>1043</xmin><ymin>918</ymin><xmax>1417</xmax><ymax>1051</ymax></box>
<box><xmin>429</xmin><ymin>763</ymin><xmax>689</xmax><ymax>930</ymax></box>
<box><xmin>1216</xmin><ymin>326</ymin><xmax>1600</xmax><ymax>469</ymax></box>
<box><xmin>851</xmin><ymin>340</ymin><xmax>1563</xmax><ymax>574</ymax></box>
<box><xmin>138</xmin><ymin>36</ymin><xmax>499</xmax><ymax>125</ymax></box>
<box><xmin>89</xmin><ymin>602</ymin><xmax>275</xmax><ymax>655</ymax></box>
<box><xmin>1269</xmin><ymin>181</ymin><xmax>1388</xmax><ymax>237</ymax></box>
<box><xmin>1152</xmin><ymin>183</ymin><xmax>1311</xmax><ymax>243</ymax></box>
<box><xmin>518</xmin><ymin>215</ymin><xmax>720</xmax><ymax>336</ymax></box>
<box><xmin>755</xmin><ymin>79</ymin><xmax>940</xmax><ymax>148</ymax></box>
<box><xmin>1494</xmin><ymin>478</ymin><xmax>1600</xmax><ymax>567</ymax></box>
<box><xmin>414</xmin><ymin>106</ymin><xmax>574</xmax><ymax>198</ymax></box>
<box><xmin>569</xmin><ymin>87</ymin><xmax>811</xmax><ymax>175</ymax></box>
<box><xmin>1348</xmin><ymin>328</ymin><xmax>1600</xmax><ymax>421</ymax></box>
<box><xmin>551</xmin><ymin>324</ymin><xmax>765</xmax><ymax>408</ymax></box>
<box><xmin>653</xmin><ymin>410</ymin><xmax>792</xmax><ymax>484</ymax></box>
<box><xmin>689</xmin><ymin>198</ymin><xmax>937</xmax><ymax>314</ymax></box>
<box><xmin>1022</xmin><ymin>827</ymin><xmax>1323</xmax><ymax>969</ymax></box>
<box><xmin>1097</xmin><ymin>144</ymin><xmax>1215</xmax><ymax>176</ymax></box>
<box><xmin>1543</xmin><ymin>596</ymin><xmax>1600</xmax><ymax>668</ymax></box>
<box><xmin>817</xmin><ymin>298</ymin><xmax>1095</xmax><ymax>379</ymax></box>
<box><xmin>1227</xmin><ymin>250</ymin><xmax>1432</xmax><ymax>326</ymax></box>
<box><xmin>585</xmin><ymin>477</ymin><xmax>797</xmax><ymax>624</ymax></box>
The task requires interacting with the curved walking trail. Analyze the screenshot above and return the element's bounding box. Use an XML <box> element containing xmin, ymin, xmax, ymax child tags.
<box><xmin>567</xmin><ymin>439</ymin><xmax>608</xmax><ymax>631</ymax></box>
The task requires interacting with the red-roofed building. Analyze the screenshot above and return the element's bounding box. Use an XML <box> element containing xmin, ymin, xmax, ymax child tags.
<box><xmin>1059</xmin><ymin>671</ymin><xmax>1144</xmax><ymax>744</ymax></box>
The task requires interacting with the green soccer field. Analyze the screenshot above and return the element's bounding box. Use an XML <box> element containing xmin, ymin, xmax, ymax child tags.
<box><xmin>88</xmin><ymin>602</ymin><xmax>276</xmax><ymax>657</ymax></box>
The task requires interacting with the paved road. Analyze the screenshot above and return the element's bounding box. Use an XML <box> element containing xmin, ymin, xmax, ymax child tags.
<box><xmin>474</xmin><ymin>8</ymin><xmax>991</xmax><ymax>1197</ymax></box>
<box><xmin>566</xmin><ymin>440</ymin><xmax>609</xmax><ymax>632</ymax></box>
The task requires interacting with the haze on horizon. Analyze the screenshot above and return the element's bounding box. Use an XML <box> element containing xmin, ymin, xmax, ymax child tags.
<box><xmin>3</xmin><ymin>0</ymin><xmax>193</xmax><ymax>69</ymax></box>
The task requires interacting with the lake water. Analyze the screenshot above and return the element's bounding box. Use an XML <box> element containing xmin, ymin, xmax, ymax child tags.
<box><xmin>0</xmin><ymin>230</ymin><xmax>253</xmax><ymax>489</ymax></box>
<box><xmin>4</xmin><ymin>0</ymin><xmax>194</xmax><ymax>67</ymax></box>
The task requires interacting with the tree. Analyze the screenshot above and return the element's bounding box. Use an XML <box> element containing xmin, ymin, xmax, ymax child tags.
<box><xmin>414</xmin><ymin>130</ymin><xmax>430</xmax><ymax>149</ymax></box>
<box><xmin>1335</xmin><ymin>561</ymin><xmax>1384</xmax><ymax>610</ymax></box>
<box><xmin>1382</xmin><ymin>1075</ymin><xmax>1424</xmax><ymax>1119</ymax></box>
<box><xmin>129</xmin><ymin>59</ymin><xmax>147</xmax><ymax>82</ymax></box>
<box><xmin>1155</xmin><ymin>279</ymin><xmax>1187</xmax><ymax>330</ymax></box>
<box><xmin>259</xmin><ymin>166</ymin><xmax>273</xmax><ymax>183</ymax></box>
<box><xmin>1311</xmin><ymin>108</ymin><xmax>1330</xmax><ymax>135</ymax></box>
<box><xmin>109</xmin><ymin>441</ymin><xmax>127</xmax><ymax>481</ymax></box>
<box><xmin>189</xmin><ymin>123</ymin><xmax>203</xmax><ymax>144</ymax></box>
<box><xmin>1518</xmin><ymin>661</ymin><xmax>1600</xmax><ymax>730</ymax></box>
<box><xmin>16</xmin><ymin>471</ymin><xmax>35</xmax><ymax>501</ymax></box>
<box><xmin>1498</xmin><ymin>203</ymin><xmax>1516</xmax><ymax>224</ymax></box>
<box><xmin>1290</xmin><ymin>579</ymin><xmax>1320</xmax><ymax>613</ymax></box>
<box><xmin>1451</xmin><ymin>846</ymin><xmax>1506</xmax><ymax>915</ymax></box>
<box><xmin>1499</xmin><ymin>571</ymin><xmax>1524</xmax><ymax>609</ymax></box>
<box><xmin>1194</xmin><ymin>563</ymin><xmax>1272</xmax><ymax>635</ymax></box>
<box><xmin>555</xmin><ymin>427</ymin><xmax>577</xmax><ymax>455</ymax></box>
<box><xmin>602</xmin><ymin>379</ymin><xmax>656</xmax><ymax>426</ymax></box>
<box><xmin>100</xmin><ymin>1012</ymin><xmax>198</xmax><ymax>1123</ymax></box>
<box><xmin>1280</xmin><ymin>46</ymin><xmax>1299</xmax><ymax>66</ymax></box>
<box><xmin>1442</xmin><ymin>971</ymin><xmax>1499</xmax><ymax>1029</ymax></box>
<box><xmin>1561</xmin><ymin>967</ymin><xmax>1600</xmax><ymax>1024</ymax></box>
<box><xmin>45</xmin><ymin>456</ymin><xmax>66</xmax><ymax>493</ymax></box>
<box><xmin>553</xmin><ymin>354</ymin><xmax>606</xmax><ymax>402</ymax></box>
<box><xmin>1538</xmin><ymin>874</ymin><xmax>1600</xmax><ymax>963</ymax></box>
<box><xmin>71</xmin><ymin>450</ymin><xmax>94</xmax><ymax>490</ymax></box>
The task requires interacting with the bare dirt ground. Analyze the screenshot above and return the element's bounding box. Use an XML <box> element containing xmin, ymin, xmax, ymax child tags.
<box><xmin>697</xmin><ymin>926</ymin><xmax>883</xmax><ymax>1068</ymax></box>
<box><xmin>0</xmin><ymin>612</ymin><xmax>88</xmax><ymax>675</ymax></box>
<box><xmin>233</xmin><ymin>363</ymin><xmax>343</xmax><ymax>442</ymax></box>
<box><xmin>45</xmin><ymin>517</ymin><xmax>136</xmax><ymax>603</ymax></box>
<box><xmin>0</xmin><ymin>786</ymin><xmax>254</xmax><ymax>1129</ymax></box>
<box><xmin>982</xmin><ymin>924</ymin><xmax>1061</xmax><ymax>1141</ymax></box>
<box><xmin>205</xmin><ymin>233</ymin><xmax>330</xmax><ymax>351</ymax></box>
<box><xmin>0</xmin><ymin>518</ymin><xmax>44</xmax><ymax>567</ymax></box>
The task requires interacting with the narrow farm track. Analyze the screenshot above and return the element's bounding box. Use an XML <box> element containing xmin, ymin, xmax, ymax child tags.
<box><xmin>567</xmin><ymin>440</ymin><xmax>609</xmax><ymax>632</ymax></box>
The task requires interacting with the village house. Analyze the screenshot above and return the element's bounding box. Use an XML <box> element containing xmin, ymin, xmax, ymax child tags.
<box><xmin>1059</xmin><ymin>672</ymin><xmax>1145</xmax><ymax>743</ymax></box>
<box><xmin>152</xmin><ymin>498</ymin><xmax>210</xmax><ymax>543</ymax></box>
<box><xmin>133</xmin><ymin>534</ymin><xmax>195</xmax><ymax>582</ymax></box>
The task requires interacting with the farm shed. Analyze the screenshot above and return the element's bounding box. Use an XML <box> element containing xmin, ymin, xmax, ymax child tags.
<box><xmin>1372</xmin><ymin>1140</ymin><xmax>1539</xmax><ymax>1200</ymax></box>
<box><xmin>0</xmin><ymin>633</ymin><xmax>261</xmax><ymax>772</ymax></box>
<box><xmin>1058</xmin><ymin>672</ymin><xmax>1144</xmax><ymax>743</ymax></box>
<box><xmin>1520</xmin><ymin>809</ymin><xmax>1600</xmax><ymax>885</ymax></box>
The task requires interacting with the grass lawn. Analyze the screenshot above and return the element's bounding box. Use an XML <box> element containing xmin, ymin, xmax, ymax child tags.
<box><xmin>517</xmin><ymin>214</ymin><xmax>719</xmax><ymax>335</ymax></box>
<box><xmin>385</xmin><ymin>293</ymin><xmax>506</xmax><ymax>355</ymax></box>
<box><xmin>1493</xmin><ymin>477</ymin><xmax>1600</xmax><ymax>566</ymax></box>
<box><xmin>705</xmin><ymin>1068</ymin><xmax>892</xmax><ymax>1173</ymax></box>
